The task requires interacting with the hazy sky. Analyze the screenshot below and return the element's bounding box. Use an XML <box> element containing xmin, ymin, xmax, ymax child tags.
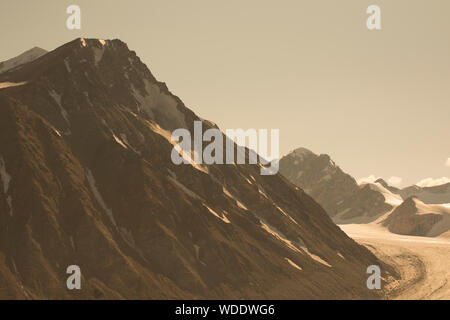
<box><xmin>1</xmin><ymin>0</ymin><xmax>449</xmax><ymax>186</ymax></box>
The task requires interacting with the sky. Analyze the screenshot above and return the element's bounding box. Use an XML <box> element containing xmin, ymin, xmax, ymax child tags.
<box><xmin>1</xmin><ymin>0</ymin><xmax>449</xmax><ymax>187</ymax></box>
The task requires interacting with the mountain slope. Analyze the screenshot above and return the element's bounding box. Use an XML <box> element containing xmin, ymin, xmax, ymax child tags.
<box><xmin>395</xmin><ymin>183</ymin><xmax>450</xmax><ymax>205</ymax></box>
<box><xmin>0</xmin><ymin>47</ymin><xmax>47</xmax><ymax>75</ymax></box>
<box><xmin>381</xmin><ymin>197</ymin><xmax>450</xmax><ymax>237</ymax></box>
<box><xmin>278</xmin><ymin>148</ymin><xmax>450</xmax><ymax>238</ymax></box>
<box><xmin>279</xmin><ymin>148</ymin><xmax>395</xmax><ymax>222</ymax></box>
<box><xmin>0</xmin><ymin>39</ymin><xmax>390</xmax><ymax>299</ymax></box>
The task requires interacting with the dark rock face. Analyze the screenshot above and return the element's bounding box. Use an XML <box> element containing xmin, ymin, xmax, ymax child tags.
<box><xmin>279</xmin><ymin>148</ymin><xmax>392</xmax><ymax>221</ymax></box>
<box><xmin>381</xmin><ymin>197</ymin><xmax>446</xmax><ymax>237</ymax></box>
<box><xmin>0</xmin><ymin>39</ymin><xmax>387</xmax><ymax>299</ymax></box>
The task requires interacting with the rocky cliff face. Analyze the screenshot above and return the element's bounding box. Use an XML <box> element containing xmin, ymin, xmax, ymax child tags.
<box><xmin>0</xmin><ymin>39</ymin><xmax>388</xmax><ymax>299</ymax></box>
<box><xmin>279</xmin><ymin>148</ymin><xmax>394</xmax><ymax>222</ymax></box>
<box><xmin>279</xmin><ymin>148</ymin><xmax>450</xmax><ymax>237</ymax></box>
<box><xmin>381</xmin><ymin>197</ymin><xmax>450</xmax><ymax>237</ymax></box>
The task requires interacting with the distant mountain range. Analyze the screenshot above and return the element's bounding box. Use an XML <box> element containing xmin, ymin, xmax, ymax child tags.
<box><xmin>0</xmin><ymin>47</ymin><xmax>47</xmax><ymax>74</ymax></box>
<box><xmin>384</xmin><ymin>180</ymin><xmax>450</xmax><ymax>205</ymax></box>
<box><xmin>279</xmin><ymin>148</ymin><xmax>450</xmax><ymax>236</ymax></box>
<box><xmin>0</xmin><ymin>39</ymin><xmax>388</xmax><ymax>299</ymax></box>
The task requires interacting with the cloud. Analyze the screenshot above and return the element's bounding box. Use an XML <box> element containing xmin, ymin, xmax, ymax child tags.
<box><xmin>416</xmin><ymin>177</ymin><xmax>450</xmax><ymax>188</ymax></box>
<box><xmin>446</xmin><ymin>158</ymin><xmax>450</xmax><ymax>167</ymax></box>
<box><xmin>387</xmin><ymin>176</ymin><xmax>402</xmax><ymax>186</ymax></box>
<box><xmin>357</xmin><ymin>175</ymin><xmax>380</xmax><ymax>185</ymax></box>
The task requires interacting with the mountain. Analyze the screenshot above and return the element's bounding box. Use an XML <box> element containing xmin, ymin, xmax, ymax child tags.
<box><xmin>279</xmin><ymin>148</ymin><xmax>398</xmax><ymax>222</ymax></box>
<box><xmin>370</xmin><ymin>178</ymin><xmax>450</xmax><ymax>206</ymax></box>
<box><xmin>0</xmin><ymin>39</ymin><xmax>390</xmax><ymax>299</ymax></box>
<box><xmin>0</xmin><ymin>47</ymin><xmax>47</xmax><ymax>74</ymax></box>
<box><xmin>394</xmin><ymin>183</ymin><xmax>450</xmax><ymax>205</ymax></box>
<box><xmin>381</xmin><ymin>197</ymin><xmax>450</xmax><ymax>237</ymax></box>
<box><xmin>279</xmin><ymin>147</ymin><xmax>450</xmax><ymax>237</ymax></box>
<box><xmin>374</xmin><ymin>178</ymin><xmax>400</xmax><ymax>194</ymax></box>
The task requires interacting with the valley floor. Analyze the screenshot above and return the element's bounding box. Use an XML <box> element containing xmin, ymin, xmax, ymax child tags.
<box><xmin>339</xmin><ymin>224</ymin><xmax>450</xmax><ymax>300</ymax></box>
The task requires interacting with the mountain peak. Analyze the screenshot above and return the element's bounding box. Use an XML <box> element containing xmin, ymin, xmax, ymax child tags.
<box><xmin>291</xmin><ymin>147</ymin><xmax>315</xmax><ymax>158</ymax></box>
<box><xmin>375</xmin><ymin>178</ymin><xmax>388</xmax><ymax>187</ymax></box>
<box><xmin>69</xmin><ymin>37</ymin><xmax>113</xmax><ymax>48</ymax></box>
<box><xmin>0</xmin><ymin>46</ymin><xmax>48</xmax><ymax>74</ymax></box>
<box><xmin>0</xmin><ymin>37</ymin><xmax>190</xmax><ymax>132</ymax></box>
<box><xmin>0</xmin><ymin>38</ymin><xmax>384</xmax><ymax>299</ymax></box>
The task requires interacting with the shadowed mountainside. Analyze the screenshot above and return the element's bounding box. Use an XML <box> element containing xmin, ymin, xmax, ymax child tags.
<box><xmin>0</xmin><ymin>39</ymin><xmax>392</xmax><ymax>299</ymax></box>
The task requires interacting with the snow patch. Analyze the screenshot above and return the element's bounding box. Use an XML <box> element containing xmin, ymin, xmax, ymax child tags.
<box><xmin>285</xmin><ymin>258</ymin><xmax>302</xmax><ymax>271</ymax></box>
<box><xmin>167</xmin><ymin>169</ymin><xmax>176</xmax><ymax>179</ymax></box>
<box><xmin>0</xmin><ymin>156</ymin><xmax>13</xmax><ymax>216</ymax></box>
<box><xmin>301</xmin><ymin>247</ymin><xmax>332</xmax><ymax>267</ymax></box>
<box><xmin>69</xmin><ymin>236</ymin><xmax>75</xmax><ymax>250</ymax></box>
<box><xmin>412</xmin><ymin>198</ymin><xmax>450</xmax><ymax>216</ymax></box>
<box><xmin>11</xmin><ymin>259</ymin><xmax>18</xmax><ymax>274</ymax></box>
<box><xmin>319</xmin><ymin>174</ymin><xmax>332</xmax><ymax>182</ymax></box>
<box><xmin>0</xmin><ymin>81</ymin><xmax>27</xmax><ymax>89</ymax></box>
<box><xmin>131</xmin><ymin>80</ymin><xmax>186</xmax><ymax>129</ymax></box>
<box><xmin>0</xmin><ymin>157</ymin><xmax>11</xmax><ymax>194</ymax></box>
<box><xmin>52</xmin><ymin>127</ymin><xmax>62</xmax><ymax>137</ymax></box>
<box><xmin>92</xmin><ymin>46</ymin><xmax>105</xmax><ymax>65</ymax></box>
<box><xmin>416</xmin><ymin>177</ymin><xmax>450</xmax><ymax>188</ymax></box>
<box><xmin>241</xmin><ymin>174</ymin><xmax>253</xmax><ymax>185</ymax></box>
<box><xmin>168</xmin><ymin>176</ymin><xmax>203</xmax><ymax>201</ymax></box>
<box><xmin>64</xmin><ymin>59</ymin><xmax>71</xmax><ymax>73</ymax></box>
<box><xmin>194</xmin><ymin>244</ymin><xmax>206</xmax><ymax>266</ymax></box>
<box><xmin>120</xmin><ymin>227</ymin><xmax>137</xmax><ymax>249</ymax></box>
<box><xmin>113</xmin><ymin>134</ymin><xmax>128</xmax><ymax>149</ymax></box>
<box><xmin>6</xmin><ymin>196</ymin><xmax>12</xmax><ymax>216</ymax></box>
<box><xmin>258</xmin><ymin>187</ymin><xmax>269</xmax><ymax>199</ymax></box>
<box><xmin>367</xmin><ymin>182</ymin><xmax>403</xmax><ymax>206</ymax></box>
<box><xmin>86</xmin><ymin>169</ymin><xmax>116</xmax><ymax>226</ymax></box>
<box><xmin>119</xmin><ymin>133</ymin><xmax>130</xmax><ymax>146</ymax></box>
<box><xmin>49</xmin><ymin>90</ymin><xmax>70</xmax><ymax>125</ymax></box>
<box><xmin>259</xmin><ymin>213</ymin><xmax>331</xmax><ymax>267</ymax></box>
<box><xmin>336</xmin><ymin>208</ymin><xmax>351</xmax><ymax>217</ymax></box>
<box><xmin>147</xmin><ymin>121</ymin><xmax>208</xmax><ymax>174</ymax></box>
<box><xmin>259</xmin><ymin>219</ymin><xmax>301</xmax><ymax>253</ymax></box>
<box><xmin>236</xmin><ymin>200</ymin><xmax>248</xmax><ymax>211</ymax></box>
<box><xmin>203</xmin><ymin>204</ymin><xmax>230</xmax><ymax>224</ymax></box>
<box><xmin>222</xmin><ymin>187</ymin><xmax>234</xmax><ymax>199</ymax></box>
<box><xmin>274</xmin><ymin>204</ymin><xmax>299</xmax><ymax>225</ymax></box>
<box><xmin>222</xmin><ymin>186</ymin><xmax>248</xmax><ymax>211</ymax></box>
<box><xmin>83</xmin><ymin>92</ymin><xmax>93</xmax><ymax>106</ymax></box>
